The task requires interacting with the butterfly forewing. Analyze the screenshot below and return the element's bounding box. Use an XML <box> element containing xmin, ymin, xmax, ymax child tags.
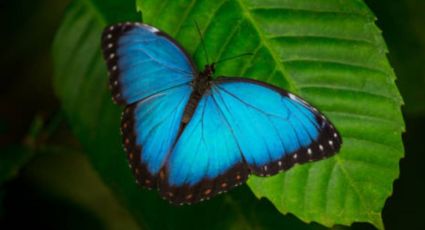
<box><xmin>211</xmin><ymin>78</ymin><xmax>342</xmax><ymax>176</ymax></box>
<box><xmin>101</xmin><ymin>22</ymin><xmax>194</xmax><ymax>105</ymax></box>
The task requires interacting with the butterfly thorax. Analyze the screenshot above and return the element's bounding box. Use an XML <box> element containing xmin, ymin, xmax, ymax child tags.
<box><xmin>181</xmin><ymin>64</ymin><xmax>215</xmax><ymax>125</ymax></box>
<box><xmin>200</xmin><ymin>64</ymin><xmax>215</xmax><ymax>80</ymax></box>
<box><xmin>196</xmin><ymin>64</ymin><xmax>215</xmax><ymax>92</ymax></box>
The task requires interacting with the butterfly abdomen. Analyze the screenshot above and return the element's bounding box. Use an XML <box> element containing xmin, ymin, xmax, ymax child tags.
<box><xmin>182</xmin><ymin>89</ymin><xmax>203</xmax><ymax>125</ymax></box>
<box><xmin>181</xmin><ymin>70</ymin><xmax>213</xmax><ymax>125</ymax></box>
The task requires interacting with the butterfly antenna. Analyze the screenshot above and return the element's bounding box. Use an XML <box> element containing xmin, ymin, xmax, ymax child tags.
<box><xmin>214</xmin><ymin>52</ymin><xmax>254</xmax><ymax>64</ymax></box>
<box><xmin>193</xmin><ymin>20</ymin><xmax>210</xmax><ymax>64</ymax></box>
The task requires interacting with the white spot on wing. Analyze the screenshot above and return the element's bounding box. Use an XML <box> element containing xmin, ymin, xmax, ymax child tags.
<box><xmin>288</xmin><ymin>93</ymin><xmax>308</xmax><ymax>105</ymax></box>
<box><xmin>143</xmin><ymin>25</ymin><xmax>159</xmax><ymax>33</ymax></box>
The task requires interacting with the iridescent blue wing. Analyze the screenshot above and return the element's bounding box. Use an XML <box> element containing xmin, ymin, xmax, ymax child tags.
<box><xmin>211</xmin><ymin>78</ymin><xmax>342</xmax><ymax>175</ymax></box>
<box><xmin>101</xmin><ymin>23</ymin><xmax>195</xmax><ymax>189</ymax></box>
<box><xmin>159</xmin><ymin>93</ymin><xmax>249</xmax><ymax>204</ymax></box>
<box><xmin>121</xmin><ymin>84</ymin><xmax>191</xmax><ymax>189</ymax></box>
<box><xmin>101</xmin><ymin>22</ymin><xmax>194</xmax><ymax>105</ymax></box>
<box><xmin>161</xmin><ymin>78</ymin><xmax>341</xmax><ymax>204</ymax></box>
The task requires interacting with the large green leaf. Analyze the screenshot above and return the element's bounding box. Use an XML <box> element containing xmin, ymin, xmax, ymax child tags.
<box><xmin>53</xmin><ymin>0</ymin><xmax>404</xmax><ymax>229</ymax></box>
<box><xmin>137</xmin><ymin>0</ymin><xmax>404</xmax><ymax>228</ymax></box>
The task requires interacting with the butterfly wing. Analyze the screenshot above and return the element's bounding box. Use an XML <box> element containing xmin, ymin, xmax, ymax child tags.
<box><xmin>211</xmin><ymin>78</ymin><xmax>342</xmax><ymax>176</ymax></box>
<box><xmin>121</xmin><ymin>84</ymin><xmax>192</xmax><ymax>189</ymax></box>
<box><xmin>159</xmin><ymin>93</ymin><xmax>249</xmax><ymax>204</ymax></box>
<box><xmin>101</xmin><ymin>23</ymin><xmax>195</xmax><ymax>189</ymax></box>
<box><xmin>161</xmin><ymin>77</ymin><xmax>341</xmax><ymax>204</ymax></box>
<box><xmin>101</xmin><ymin>22</ymin><xmax>195</xmax><ymax>105</ymax></box>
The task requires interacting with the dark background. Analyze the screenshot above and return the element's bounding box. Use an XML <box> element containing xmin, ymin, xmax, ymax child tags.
<box><xmin>0</xmin><ymin>0</ymin><xmax>423</xmax><ymax>229</ymax></box>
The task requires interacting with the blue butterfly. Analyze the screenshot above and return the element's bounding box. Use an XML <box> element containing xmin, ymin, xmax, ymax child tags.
<box><xmin>101</xmin><ymin>22</ymin><xmax>342</xmax><ymax>205</ymax></box>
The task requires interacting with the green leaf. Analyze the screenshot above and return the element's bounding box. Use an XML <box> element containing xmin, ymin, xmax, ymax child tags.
<box><xmin>139</xmin><ymin>0</ymin><xmax>404</xmax><ymax>228</ymax></box>
<box><xmin>365</xmin><ymin>0</ymin><xmax>425</xmax><ymax>116</ymax></box>
<box><xmin>53</xmin><ymin>0</ymin><xmax>404</xmax><ymax>229</ymax></box>
<box><xmin>53</xmin><ymin>0</ymin><xmax>326</xmax><ymax>229</ymax></box>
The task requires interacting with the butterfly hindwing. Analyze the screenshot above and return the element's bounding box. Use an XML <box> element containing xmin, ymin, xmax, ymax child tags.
<box><xmin>160</xmin><ymin>93</ymin><xmax>249</xmax><ymax>204</ymax></box>
<box><xmin>122</xmin><ymin>85</ymin><xmax>192</xmax><ymax>189</ymax></box>
<box><xmin>101</xmin><ymin>23</ymin><xmax>195</xmax><ymax>105</ymax></box>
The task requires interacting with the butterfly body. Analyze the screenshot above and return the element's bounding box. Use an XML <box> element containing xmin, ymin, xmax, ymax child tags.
<box><xmin>181</xmin><ymin>64</ymin><xmax>214</xmax><ymax>125</ymax></box>
<box><xmin>101</xmin><ymin>22</ymin><xmax>342</xmax><ymax>205</ymax></box>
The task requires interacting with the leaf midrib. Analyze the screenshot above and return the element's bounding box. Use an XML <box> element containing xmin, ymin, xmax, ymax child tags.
<box><xmin>334</xmin><ymin>157</ymin><xmax>383</xmax><ymax>228</ymax></box>
<box><xmin>236</xmin><ymin>0</ymin><xmax>297</xmax><ymax>92</ymax></box>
